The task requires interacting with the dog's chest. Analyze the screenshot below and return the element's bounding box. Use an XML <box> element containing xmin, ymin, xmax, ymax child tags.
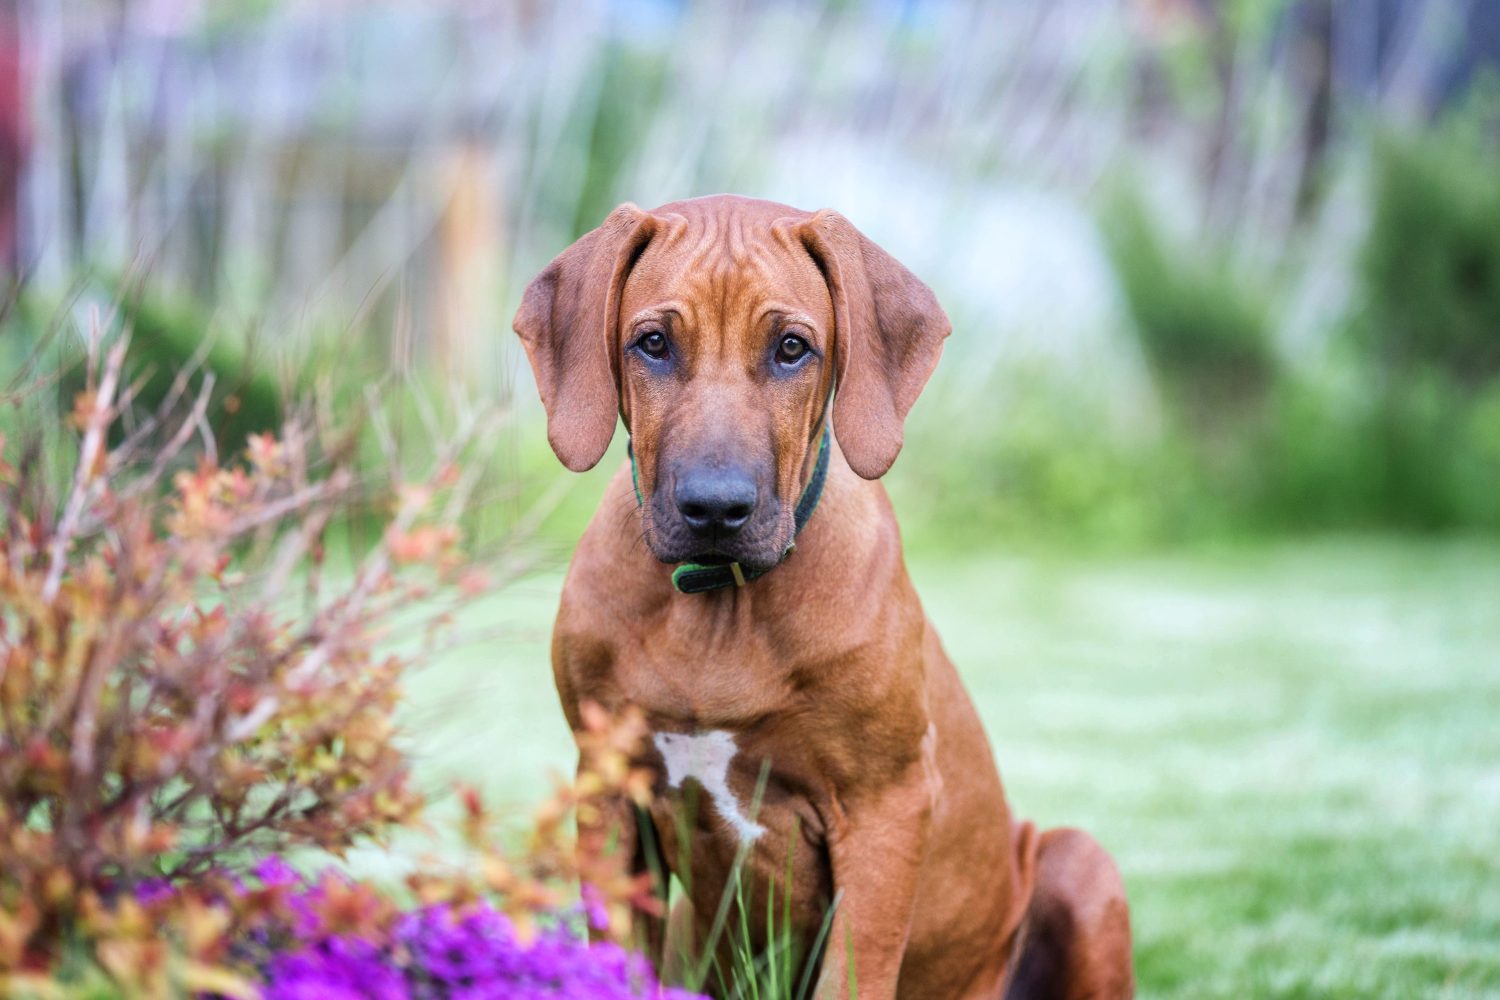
<box><xmin>603</xmin><ymin>616</ymin><xmax>803</xmax><ymax>725</ymax></box>
<box><xmin>651</xmin><ymin>729</ymin><xmax>767</xmax><ymax>844</ymax></box>
<box><xmin>642</xmin><ymin>722</ymin><xmax>834</xmax><ymax>932</ymax></box>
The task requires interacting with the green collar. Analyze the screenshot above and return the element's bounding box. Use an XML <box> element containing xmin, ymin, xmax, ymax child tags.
<box><xmin>628</xmin><ymin>426</ymin><xmax>831</xmax><ymax>594</ymax></box>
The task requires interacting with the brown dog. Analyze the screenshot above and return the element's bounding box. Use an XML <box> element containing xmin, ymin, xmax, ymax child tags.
<box><xmin>514</xmin><ymin>195</ymin><xmax>1133</xmax><ymax>999</ymax></box>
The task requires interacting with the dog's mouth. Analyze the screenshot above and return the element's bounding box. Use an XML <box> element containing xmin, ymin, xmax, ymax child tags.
<box><xmin>682</xmin><ymin>550</ymin><xmax>767</xmax><ymax>571</ymax></box>
<box><xmin>654</xmin><ymin>540</ymin><xmax>781</xmax><ymax>574</ymax></box>
<box><xmin>643</xmin><ymin>514</ymin><xmax>790</xmax><ymax>574</ymax></box>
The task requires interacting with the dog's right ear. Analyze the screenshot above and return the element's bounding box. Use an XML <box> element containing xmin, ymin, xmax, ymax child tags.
<box><xmin>513</xmin><ymin>203</ymin><xmax>657</xmax><ymax>472</ymax></box>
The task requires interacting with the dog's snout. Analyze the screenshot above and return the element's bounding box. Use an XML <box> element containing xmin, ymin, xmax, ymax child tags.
<box><xmin>674</xmin><ymin>467</ymin><xmax>757</xmax><ymax>536</ymax></box>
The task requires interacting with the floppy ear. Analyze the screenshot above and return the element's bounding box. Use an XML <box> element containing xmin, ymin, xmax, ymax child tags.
<box><xmin>794</xmin><ymin>210</ymin><xmax>951</xmax><ymax>479</ymax></box>
<box><xmin>513</xmin><ymin>203</ymin><xmax>657</xmax><ymax>471</ymax></box>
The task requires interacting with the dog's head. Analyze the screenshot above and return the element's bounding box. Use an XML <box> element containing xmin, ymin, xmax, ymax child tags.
<box><xmin>514</xmin><ymin>194</ymin><xmax>949</xmax><ymax>571</ymax></box>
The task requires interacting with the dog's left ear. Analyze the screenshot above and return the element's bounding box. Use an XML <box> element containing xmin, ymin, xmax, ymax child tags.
<box><xmin>791</xmin><ymin>210</ymin><xmax>951</xmax><ymax>479</ymax></box>
<box><xmin>513</xmin><ymin>204</ymin><xmax>659</xmax><ymax>472</ymax></box>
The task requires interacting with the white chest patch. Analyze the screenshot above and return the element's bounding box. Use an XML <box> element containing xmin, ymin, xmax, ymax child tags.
<box><xmin>653</xmin><ymin>730</ymin><xmax>766</xmax><ymax>844</ymax></box>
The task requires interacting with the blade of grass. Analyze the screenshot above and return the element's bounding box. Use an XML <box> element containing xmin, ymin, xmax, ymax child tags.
<box><xmin>795</xmin><ymin>889</ymin><xmax>843</xmax><ymax>1000</ymax></box>
<box><xmin>634</xmin><ymin>803</ymin><xmax>671</xmax><ymax>949</ymax></box>
<box><xmin>846</xmin><ymin>924</ymin><xmax>857</xmax><ymax>999</ymax></box>
<box><xmin>691</xmin><ymin>761</ymin><xmax>773</xmax><ymax>990</ymax></box>
<box><xmin>764</xmin><ymin>853</ymin><xmax>779</xmax><ymax>999</ymax></box>
<box><xmin>783</xmin><ymin>815</ymin><xmax>798</xmax><ymax>990</ymax></box>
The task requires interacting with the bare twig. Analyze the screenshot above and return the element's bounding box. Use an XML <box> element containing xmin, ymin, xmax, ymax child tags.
<box><xmin>42</xmin><ymin>334</ymin><xmax>128</xmax><ymax>603</ymax></box>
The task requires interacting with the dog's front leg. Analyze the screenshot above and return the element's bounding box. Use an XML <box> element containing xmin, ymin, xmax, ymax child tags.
<box><xmin>814</xmin><ymin>753</ymin><xmax>938</xmax><ymax>1000</ymax></box>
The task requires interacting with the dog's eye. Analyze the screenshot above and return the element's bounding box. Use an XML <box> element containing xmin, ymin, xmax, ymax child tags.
<box><xmin>775</xmin><ymin>334</ymin><xmax>810</xmax><ymax>366</ymax></box>
<box><xmin>637</xmin><ymin>330</ymin><xmax>669</xmax><ymax>360</ymax></box>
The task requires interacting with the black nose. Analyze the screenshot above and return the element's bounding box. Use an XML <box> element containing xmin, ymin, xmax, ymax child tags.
<box><xmin>674</xmin><ymin>467</ymin><xmax>757</xmax><ymax>535</ymax></box>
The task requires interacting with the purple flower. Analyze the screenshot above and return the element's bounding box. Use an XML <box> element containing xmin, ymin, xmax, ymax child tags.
<box><xmin>580</xmin><ymin>883</ymin><xmax>611</xmax><ymax>932</ymax></box>
<box><xmin>260</xmin><ymin>896</ymin><xmax>705</xmax><ymax>999</ymax></box>
<box><xmin>133</xmin><ymin>877</ymin><xmax>174</xmax><ymax>905</ymax></box>
<box><xmin>253</xmin><ymin>855</ymin><xmax>301</xmax><ymax>889</ymax></box>
<box><xmin>121</xmin><ymin>855</ymin><xmax>705</xmax><ymax>998</ymax></box>
<box><xmin>263</xmin><ymin>936</ymin><xmax>409</xmax><ymax>1000</ymax></box>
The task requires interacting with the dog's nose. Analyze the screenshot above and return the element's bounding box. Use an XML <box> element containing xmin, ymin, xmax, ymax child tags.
<box><xmin>674</xmin><ymin>468</ymin><xmax>757</xmax><ymax>535</ymax></box>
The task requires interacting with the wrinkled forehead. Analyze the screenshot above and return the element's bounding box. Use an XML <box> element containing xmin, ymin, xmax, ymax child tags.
<box><xmin>619</xmin><ymin>218</ymin><xmax>834</xmax><ymax>333</ymax></box>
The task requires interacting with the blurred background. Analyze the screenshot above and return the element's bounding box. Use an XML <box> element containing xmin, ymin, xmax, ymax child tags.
<box><xmin>6</xmin><ymin>0</ymin><xmax>1500</xmax><ymax>541</ymax></box>
<box><xmin>3</xmin><ymin>1</ymin><xmax>1500</xmax><ymax>996</ymax></box>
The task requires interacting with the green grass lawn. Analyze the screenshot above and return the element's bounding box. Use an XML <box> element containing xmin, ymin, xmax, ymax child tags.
<box><xmin>394</xmin><ymin>539</ymin><xmax>1500</xmax><ymax>999</ymax></box>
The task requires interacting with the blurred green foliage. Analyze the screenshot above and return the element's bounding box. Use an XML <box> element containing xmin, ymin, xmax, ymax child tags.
<box><xmin>574</xmin><ymin>43</ymin><xmax>671</xmax><ymax>238</ymax></box>
<box><xmin>11</xmin><ymin>105</ymin><xmax>1499</xmax><ymax>552</ymax></box>
<box><xmin>6</xmin><ymin>279</ymin><xmax>284</xmax><ymax>454</ymax></box>
<box><xmin>1101</xmin><ymin>187</ymin><xmax>1275</xmax><ymax>420</ymax></box>
<box><xmin>1348</xmin><ymin>113</ymin><xmax>1500</xmax><ymax>529</ymax></box>
<box><xmin>116</xmin><ymin>285</ymin><xmax>285</xmax><ymax>449</ymax></box>
<box><xmin>890</xmin><ymin>373</ymin><xmax>1212</xmax><ymax>551</ymax></box>
<box><xmin>900</xmin><ymin>105</ymin><xmax>1500</xmax><ymax>551</ymax></box>
<box><xmin>1361</xmin><ymin>119</ymin><xmax>1500</xmax><ymax>383</ymax></box>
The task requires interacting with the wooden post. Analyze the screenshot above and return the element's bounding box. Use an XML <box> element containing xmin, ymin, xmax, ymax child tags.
<box><xmin>435</xmin><ymin>138</ymin><xmax>502</xmax><ymax>385</ymax></box>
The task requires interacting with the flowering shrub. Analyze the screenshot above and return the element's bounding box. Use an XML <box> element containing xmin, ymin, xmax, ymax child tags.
<box><xmin>0</xmin><ymin>331</ymin><xmax>683</xmax><ymax>997</ymax></box>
